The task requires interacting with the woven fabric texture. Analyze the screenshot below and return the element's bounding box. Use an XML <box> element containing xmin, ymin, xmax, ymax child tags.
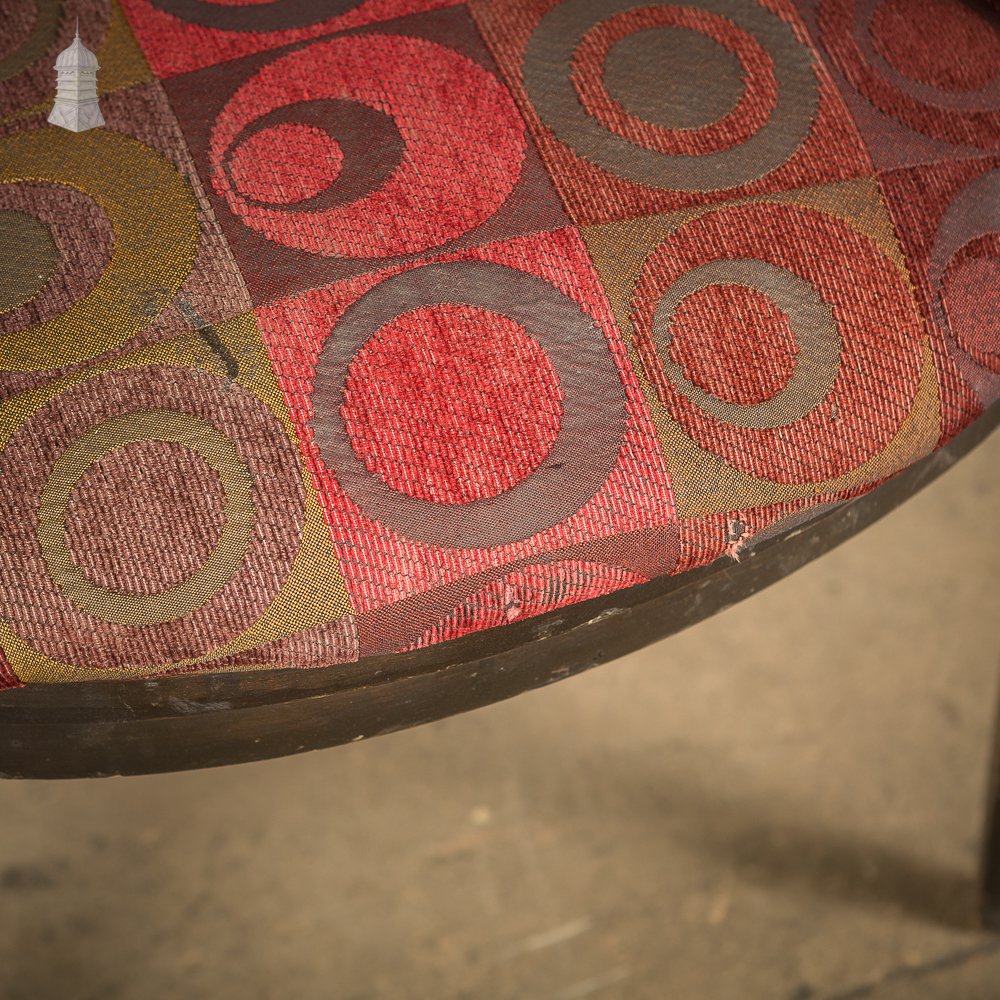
<box><xmin>0</xmin><ymin>0</ymin><xmax>998</xmax><ymax>687</ymax></box>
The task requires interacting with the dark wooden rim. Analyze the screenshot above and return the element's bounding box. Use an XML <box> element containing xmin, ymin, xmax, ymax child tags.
<box><xmin>2</xmin><ymin>402</ymin><xmax>998</xmax><ymax>779</ymax></box>
<box><xmin>982</xmin><ymin>644</ymin><xmax>1000</xmax><ymax>930</ymax></box>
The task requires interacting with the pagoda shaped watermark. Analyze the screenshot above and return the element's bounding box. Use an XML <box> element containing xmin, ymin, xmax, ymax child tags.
<box><xmin>48</xmin><ymin>21</ymin><xmax>105</xmax><ymax>133</ymax></box>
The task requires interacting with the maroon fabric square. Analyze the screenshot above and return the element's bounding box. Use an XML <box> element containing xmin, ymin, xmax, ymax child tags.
<box><xmin>0</xmin><ymin>0</ymin><xmax>112</xmax><ymax>119</ymax></box>
<box><xmin>0</xmin><ymin>81</ymin><xmax>251</xmax><ymax>401</ymax></box>
<box><xmin>879</xmin><ymin>158</ymin><xmax>1000</xmax><ymax>441</ymax></box>
<box><xmin>162</xmin><ymin>7</ymin><xmax>569</xmax><ymax>307</ymax></box>
<box><xmin>796</xmin><ymin>0</ymin><xmax>1000</xmax><ymax>169</ymax></box>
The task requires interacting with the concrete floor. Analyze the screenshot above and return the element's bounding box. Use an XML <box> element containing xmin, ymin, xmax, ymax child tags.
<box><xmin>2</xmin><ymin>429</ymin><xmax>999</xmax><ymax>1000</ymax></box>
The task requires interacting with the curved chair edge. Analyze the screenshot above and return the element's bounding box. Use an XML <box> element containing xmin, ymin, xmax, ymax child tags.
<box><xmin>1</xmin><ymin>400</ymin><xmax>998</xmax><ymax>778</ymax></box>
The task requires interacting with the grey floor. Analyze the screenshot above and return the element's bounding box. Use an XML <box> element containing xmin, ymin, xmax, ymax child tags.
<box><xmin>2</xmin><ymin>429</ymin><xmax>1000</xmax><ymax>1000</ymax></box>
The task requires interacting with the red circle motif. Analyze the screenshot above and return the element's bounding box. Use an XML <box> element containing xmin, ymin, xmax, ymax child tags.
<box><xmin>341</xmin><ymin>303</ymin><xmax>564</xmax><ymax>505</ymax></box>
<box><xmin>631</xmin><ymin>202</ymin><xmax>925</xmax><ymax>483</ymax></box>
<box><xmin>209</xmin><ymin>33</ymin><xmax>527</xmax><ymax>258</ymax></box>
<box><xmin>228</xmin><ymin>123</ymin><xmax>345</xmax><ymax>204</ymax></box>
<box><xmin>0</xmin><ymin>366</ymin><xmax>305</xmax><ymax>671</ymax></box>
<box><xmin>669</xmin><ymin>283</ymin><xmax>799</xmax><ymax>406</ymax></box>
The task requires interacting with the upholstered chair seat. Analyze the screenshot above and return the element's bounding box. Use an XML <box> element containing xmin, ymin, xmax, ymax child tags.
<box><xmin>0</xmin><ymin>1</ymin><xmax>997</xmax><ymax>797</ymax></box>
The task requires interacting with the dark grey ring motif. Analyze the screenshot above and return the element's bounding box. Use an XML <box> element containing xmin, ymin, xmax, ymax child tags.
<box><xmin>523</xmin><ymin>0</ymin><xmax>818</xmax><ymax>191</ymax></box>
<box><xmin>220</xmin><ymin>99</ymin><xmax>404</xmax><ymax>215</ymax></box>
<box><xmin>651</xmin><ymin>258</ymin><xmax>842</xmax><ymax>429</ymax></box>
<box><xmin>311</xmin><ymin>260</ymin><xmax>630</xmax><ymax>550</ymax></box>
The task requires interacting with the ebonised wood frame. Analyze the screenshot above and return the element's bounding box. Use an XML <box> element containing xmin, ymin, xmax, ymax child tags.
<box><xmin>983</xmin><ymin>672</ymin><xmax>1000</xmax><ymax>932</ymax></box>
<box><xmin>1</xmin><ymin>403</ymin><xmax>999</xmax><ymax>928</ymax></box>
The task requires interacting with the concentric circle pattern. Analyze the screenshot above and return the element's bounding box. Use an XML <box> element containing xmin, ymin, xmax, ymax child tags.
<box><xmin>818</xmin><ymin>0</ymin><xmax>1000</xmax><ymax>149</ymax></box>
<box><xmin>0</xmin><ymin>367</ymin><xmax>305</xmax><ymax>670</ymax></box>
<box><xmin>310</xmin><ymin>259</ymin><xmax>629</xmax><ymax>550</ymax></box>
<box><xmin>208</xmin><ymin>32</ymin><xmax>527</xmax><ymax>258</ymax></box>
<box><xmin>631</xmin><ymin>202</ymin><xmax>925</xmax><ymax>483</ymax></box>
<box><xmin>524</xmin><ymin>0</ymin><xmax>818</xmax><ymax>190</ymax></box>
<box><xmin>571</xmin><ymin>5</ymin><xmax>778</xmax><ymax>157</ymax></box>
<box><xmin>1</xmin><ymin>0</ymin><xmax>999</xmax><ymax>686</ymax></box>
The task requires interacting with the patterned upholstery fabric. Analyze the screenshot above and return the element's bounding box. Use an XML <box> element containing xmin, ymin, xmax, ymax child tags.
<box><xmin>0</xmin><ymin>0</ymin><xmax>997</xmax><ymax>689</ymax></box>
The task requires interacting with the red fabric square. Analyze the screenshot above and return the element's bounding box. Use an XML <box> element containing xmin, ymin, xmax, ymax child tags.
<box><xmin>469</xmin><ymin>0</ymin><xmax>873</xmax><ymax>225</ymax></box>
<box><xmin>257</xmin><ymin>228</ymin><xmax>679</xmax><ymax>654</ymax></box>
